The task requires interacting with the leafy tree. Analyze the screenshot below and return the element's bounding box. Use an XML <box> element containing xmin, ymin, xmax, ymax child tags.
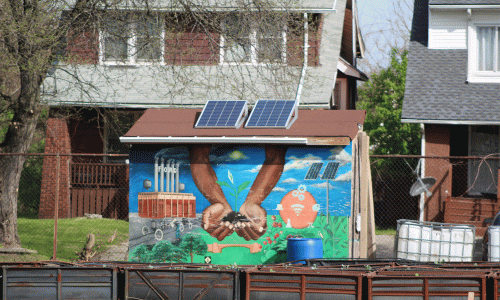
<box><xmin>150</xmin><ymin>240</ymin><xmax>173</xmax><ymax>263</ymax></box>
<box><xmin>0</xmin><ymin>0</ymin><xmax>103</xmax><ymax>248</ymax></box>
<box><xmin>357</xmin><ymin>48</ymin><xmax>421</xmax><ymax>156</ymax></box>
<box><xmin>179</xmin><ymin>233</ymin><xmax>207</xmax><ymax>263</ymax></box>
<box><xmin>150</xmin><ymin>240</ymin><xmax>187</xmax><ymax>263</ymax></box>
<box><xmin>0</xmin><ymin>0</ymin><xmax>315</xmax><ymax>249</ymax></box>
<box><xmin>167</xmin><ymin>245</ymin><xmax>188</xmax><ymax>263</ymax></box>
<box><xmin>130</xmin><ymin>244</ymin><xmax>153</xmax><ymax>262</ymax></box>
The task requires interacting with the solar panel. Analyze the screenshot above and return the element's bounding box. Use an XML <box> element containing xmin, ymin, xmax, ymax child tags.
<box><xmin>195</xmin><ymin>100</ymin><xmax>248</xmax><ymax>128</ymax></box>
<box><xmin>321</xmin><ymin>162</ymin><xmax>340</xmax><ymax>180</ymax></box>
<box><xmin>245</xmin><ymin>100</ymin><xmax>298</xmax><ymax>129</ymax></box>
<box><xmin>304</xmin><ymin>162</ymin><xmax>324</xmax><ymax>180</ymax></box>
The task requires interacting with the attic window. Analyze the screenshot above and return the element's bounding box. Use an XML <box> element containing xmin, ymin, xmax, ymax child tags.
<box><xmin>477</xmin><ymin>26</ymin><xmax>499</xmax><ymax>71</ymax></box>
<box><xmin>220</xmin><ymin>14</ymin><xmax>287</xmax><ymax>65</ymax></box>
<box><xmin>468</xmin><ymin>24</ymin><xmax>500</xmax><ymax>82</ymax></box>
<box><xmin>99</xmin><ymin>13</ymin><xmax>165</xmax><ymax>65</ymax></box>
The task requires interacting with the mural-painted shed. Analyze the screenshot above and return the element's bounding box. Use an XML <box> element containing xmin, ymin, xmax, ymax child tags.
<box><xmin>120</xmin><ymin>107</ymin><xmax>373</xmax><ymax>264</ymax></box>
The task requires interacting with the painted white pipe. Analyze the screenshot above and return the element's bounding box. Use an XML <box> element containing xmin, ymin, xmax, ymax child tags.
<box><xmin>419</xmin><ymin>123</ymin><xmax>426</xmax><ymax>221</ymax></box>
<box><xmin>166</xmin><ymin>159</ymin><xmax>171</xmax><ymax>192</ymax></box>
<box><xmin>154</xmin><ymin>157</ymin><xmax>158</xmax><ymax>192</ymax></box>
<box><xmin>170</xmin><ymin>160</ymin><xmax>175</xmax><ymax>193</ymax></box>
<box><xmin>176</xmin><ymin>162</ymin><xmax>181</xmax><ymax>193</ymax></box>
<box><xmin>160</xmin><ymin>158</ymin><xmax>165</xmax><ymax>192</ymax></box>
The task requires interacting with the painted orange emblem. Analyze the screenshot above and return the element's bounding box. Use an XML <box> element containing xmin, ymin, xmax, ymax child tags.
<box><xmin>277</xmin><ymin>185</ymin><xmax>320</xmax><ymax>229</ymax></box>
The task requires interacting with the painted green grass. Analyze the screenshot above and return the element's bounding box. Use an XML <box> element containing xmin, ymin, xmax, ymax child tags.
<box><xmin>128</xmin><ymin>214</ymin><xmax>351</xmax><ymax>265</ymax></box>
<box><xmin>183</xmin><ymin>215</ymin><xmax>348</xmax><ymax>265</ymax></box>
<box><xmin>7</xmin><ymin>218</ymin><xmax>129</xmax><ymax>262</ymax></box>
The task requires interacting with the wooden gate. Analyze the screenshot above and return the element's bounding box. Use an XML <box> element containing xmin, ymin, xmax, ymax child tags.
<box><xmin>70</xmin><ymin>163</ymin><xmax>129</xmax><ymax>219</ymax></box>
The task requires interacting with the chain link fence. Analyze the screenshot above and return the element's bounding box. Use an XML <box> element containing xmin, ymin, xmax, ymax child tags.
<box><xmin>2</xmin><ymin>153</ymin><xmax>497</xmax><ymax>262</ymax></box>
<box><xmin>0</xmin><ymin>153</ymin><xmax>129</xmax><ymax>262</ymax></box>
<box><xmin>371</xmin><ymin>155</ymin><xmax>500</xmax><ymax>260</ymax></box>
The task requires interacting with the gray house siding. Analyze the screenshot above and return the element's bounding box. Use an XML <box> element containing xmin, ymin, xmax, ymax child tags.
<box><xmin>43</xmin><ymin>0</ymin><xmax>348</xmax><ymax>108</ymax></box>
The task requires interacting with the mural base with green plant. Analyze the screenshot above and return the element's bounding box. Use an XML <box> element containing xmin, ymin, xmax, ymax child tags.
<box><xmin>129</xmin><ymin>215</ymin><xmax>349</xmax><ymax>264</ymax></box>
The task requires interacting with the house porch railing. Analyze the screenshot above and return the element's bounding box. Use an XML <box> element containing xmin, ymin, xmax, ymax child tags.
<box><xmin>70</xmin><ymin>162</ymin><xmax>129</xmax><ymax>220</ymax></box>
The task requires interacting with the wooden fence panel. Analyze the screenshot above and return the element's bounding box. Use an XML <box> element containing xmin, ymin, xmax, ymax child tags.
<box><xmin>70</xmin><ymin>163</ymin><xmax>129</xmax><ymax>220</ymax></box>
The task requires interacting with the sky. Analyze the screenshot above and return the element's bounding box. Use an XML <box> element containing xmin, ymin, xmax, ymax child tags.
<box><xmin>356</xmin><ymin>0</ymin><xmax>413</xmax><ymax>73</ymax></box>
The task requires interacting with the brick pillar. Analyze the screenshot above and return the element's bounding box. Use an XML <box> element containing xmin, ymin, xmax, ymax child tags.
<box><xmin>424</xmin><ymin>124</ymin><xmax>452</xmax><ymax>222</ymax></box>
<box><xmin>39</xmin><ymin>118</ymin><xmax>72</xmax><ymax>219</ymax></box>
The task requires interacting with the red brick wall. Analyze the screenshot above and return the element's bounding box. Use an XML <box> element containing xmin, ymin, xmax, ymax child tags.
<box><xmin>65</xmin><ymin>30</ymin><xmax>99</xmax><ymax>64</ymax></box>
<box><xmin>64</xmin><ymin>13</ymin><xmax>323</xmax><ymax>67</ymax></box>
<box><xmin>39</xmin><ymin>118</ymin><xmax>72</xmax><ymax>219</ymax></box>
<box><xmin>164</xmin><ymin>30</ymin><xmax>220</xmax><ymax>65</ymax></box>
<box><xmin>287</xmin><ymin>13</ymin><xmax>322</xmax><ymax>67</ymax></box>
<box><xmin>424</xmin><ymin>124</ymin><xmax>452</xmax><ymax>222</ymax></box>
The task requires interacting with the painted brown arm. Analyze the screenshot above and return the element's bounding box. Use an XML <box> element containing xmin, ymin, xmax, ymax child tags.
<box><xmin>189</xmin><ymin>144</ymin><xmax>234</xmax><ymax>241</ymax></box>
<box><xmin>236</xmin><ymin>145</ymin><xmax>287</xmax><ymax>240</ymax></box>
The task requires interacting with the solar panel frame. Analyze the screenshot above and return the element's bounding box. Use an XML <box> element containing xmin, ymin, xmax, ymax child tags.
<box><xmin>304</xmin><ymin>162</ymin><xmax>324</xmax><ymax>180</ymax></box>
<box><xmin>245</xmin><ymin>100</ymin><xmax>298</xmax><ymax>129</ymax></box>
<box><xmin>321</xmin><ymin>162</ymin><xmax>340</xmax><ymax>180</ymax></box>
<box><xmin>195</xmin><ymin>100</ymin><xmax>248</xmax><ymax>128</ymax></box>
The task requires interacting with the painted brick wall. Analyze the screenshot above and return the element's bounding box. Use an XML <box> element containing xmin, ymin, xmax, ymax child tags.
<box><xmin>39</xmin><ymin>118</ymin><xmax>72</xmax><ymax>219</ymax></box>
<box><xmin>424</xmin><ymin>124</ymin><xmax>452</xmax><ymax>222</ymax></box>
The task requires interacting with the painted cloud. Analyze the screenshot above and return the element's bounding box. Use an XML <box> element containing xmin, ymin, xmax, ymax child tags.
<box><xmin>328</xmin><ymin>148</ymin><xmax>352</xmax><ymax>166</ymax></box>
<box><xmin>335</xmin><ymin>170</ymin><xmax>352</xmax><ymax>181</ymax></box>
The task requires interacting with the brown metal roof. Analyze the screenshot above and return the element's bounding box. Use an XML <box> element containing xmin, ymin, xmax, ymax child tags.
<box><xmin>123</xmin><ymin>108</ymin><xmax>366</xmax><ymax>144</ymax></box>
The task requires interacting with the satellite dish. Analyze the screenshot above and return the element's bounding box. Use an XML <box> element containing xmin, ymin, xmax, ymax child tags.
<box><xmin>410</xmin><ymin>177</ymin><xmax>436</xmax><ymax>197</ymax></box>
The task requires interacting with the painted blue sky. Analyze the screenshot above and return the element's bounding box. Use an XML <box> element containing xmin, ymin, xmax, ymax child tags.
<box><xmin>129</xmin><ymin>145</ymin><xmax>352</xmax><ymax>217</ymax></box>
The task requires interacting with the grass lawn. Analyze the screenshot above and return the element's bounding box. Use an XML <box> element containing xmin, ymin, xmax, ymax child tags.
<box><xmin>375</xmin><ymin>226</ymin><xmax>397</xmax><ymax>236</ymax></box>
<box><xmin>0</xmin><ymin>218</ymin><xmax>129</xmax><ymax>262</ymax></box>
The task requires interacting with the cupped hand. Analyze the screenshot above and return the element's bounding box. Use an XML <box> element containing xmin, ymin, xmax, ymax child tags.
<box><xmin>201</xmin><ymin>203</ymin><xmax>235</xmax><ymax>241</ymax></box>
<box><xmin>235</xmin><ymin>202</ymin><xmax>267</xmax><ymax>241</ymax></box>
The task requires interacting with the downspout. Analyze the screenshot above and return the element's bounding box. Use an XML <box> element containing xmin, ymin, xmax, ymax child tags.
<box><xmin>419</xmin><ymin>123</ymin><xmax>426</xmax><ymax>221</ymax></box>
<box><xmin>295</xmin><ymin>12</ymin><xmax>309</xmax><ymax>102</ymax></box>
<box><xmin>352</xmin><ymin>0</ymin><xmax>357</xmax><ymax>68</ymax></box>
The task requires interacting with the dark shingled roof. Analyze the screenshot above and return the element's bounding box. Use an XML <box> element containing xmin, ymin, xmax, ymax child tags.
<box><xmin>401</xmin><ymin>0</ymin><xmax>500</xmax><ymax>123</ymax></box>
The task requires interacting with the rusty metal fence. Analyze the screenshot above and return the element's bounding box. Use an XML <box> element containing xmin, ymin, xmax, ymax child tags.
<box><xmin>9</xmin><ymin>259</ymin><xmax>500</xmax><ymax>299</ymax></box>
<box><xmin>0</xmin><ymin>153</ymin><xmax>129</xmax><ymax>263</ymax></box>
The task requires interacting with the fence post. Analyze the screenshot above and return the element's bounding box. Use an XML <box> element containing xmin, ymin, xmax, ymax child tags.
<box><xmin>52</xmin><ymin>153</ymin><xmax>60</xmax><ymax>260</ymax></box>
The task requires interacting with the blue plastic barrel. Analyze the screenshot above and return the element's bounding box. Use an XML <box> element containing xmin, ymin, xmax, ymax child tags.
<box><xmin>287</xmin><ymin>238</ymin><xmax>323</xmax><ymax>263</ymax></box>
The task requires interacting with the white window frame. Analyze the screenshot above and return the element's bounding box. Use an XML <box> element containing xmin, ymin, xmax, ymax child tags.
<box><xmin>99</xmin><ymin>14</ymin><xmax>165</xmax><ymax>66</ymax></box>
<box><xmin>219</xmin><ymin>17</ymin><xmax>287</xmax><ymax>66</ymax></box>
<box><xmin>468</xmin><ymin>22</ymin><xmax>500</xmax><ymax>83</ymax></box>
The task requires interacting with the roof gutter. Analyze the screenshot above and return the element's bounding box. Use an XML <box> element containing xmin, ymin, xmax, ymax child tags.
<box><xmin>430</xmin><ymin>4</ymin><xmax>500</xmax><ymax>9</ymax></box>
<box><xmin>402</xmin><ymin>119</ymin><xmax>500</xmax><ymax>125</ymax></box>
<box><xmin>74</xmin><ymin>6</ymin><xmax>339</xmax><ymax>13</ymax></box>
<box><xmin>120</xmin><ymin>136</ymin><xmax>309</xmax><ymax>144</ymax></box>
